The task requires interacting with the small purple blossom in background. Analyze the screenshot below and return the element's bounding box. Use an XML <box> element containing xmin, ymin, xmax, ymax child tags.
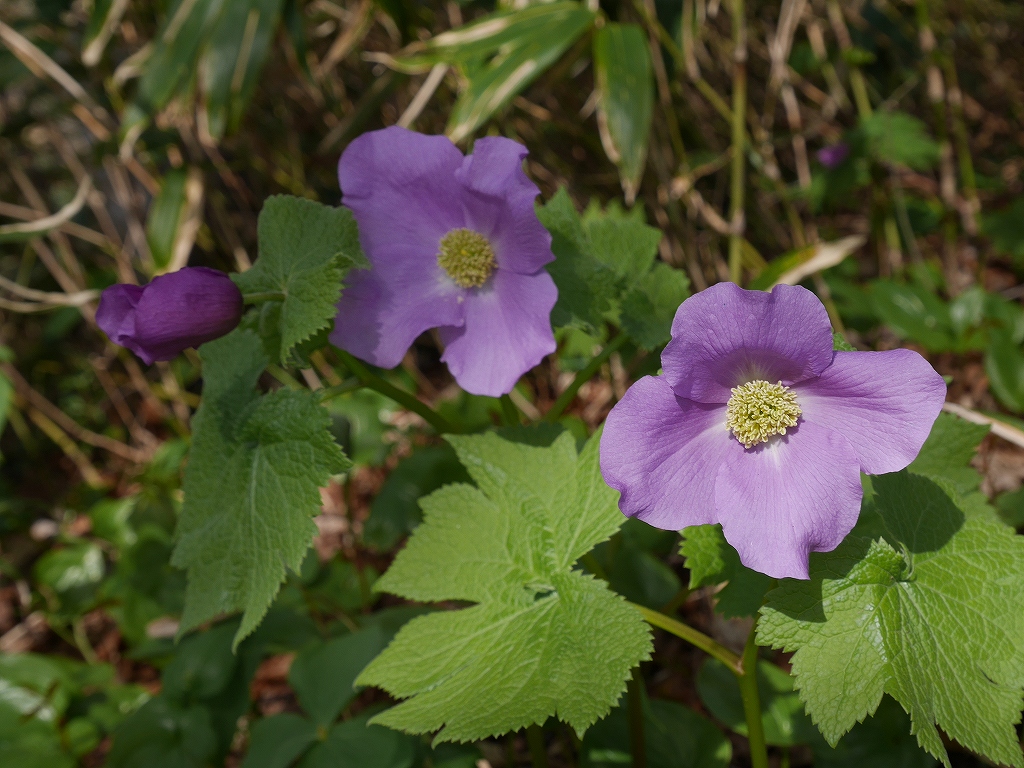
<box><xmin>599</xmin><ymin>282</ymin><xmax>946</xmax><ymax>579</ymax></box>
<box><xmin>330</xmin><ymin>126</ymin><xmax>557</xmax><ymax>397</ymax></box>
<box><xmin>97</xmin><ymin>267</ymin><xmax>243</xmax><ymax>364</ymax></box>
<box><xmin>816</xmin><ymin>142</ymin><xmax>850</xmax><ymax>169</ymax></box>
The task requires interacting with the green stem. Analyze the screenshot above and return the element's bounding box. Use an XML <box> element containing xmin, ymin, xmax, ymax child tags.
<box><xmin>267</xmin><ymin>364</ymin><xmax>304</xmax><ymax>390</ymax></box>
<box><xmin>242</xmin><ymin>291</ymin><xmax>286</xmax><ymax>304</ymax></box>
<box><xmin>546</xmin><ymin>334</ymin><xmax>627</xmax><ymax>422</ymax></box>
<box><xmin>526</xmin><ymin>723</ymin><xmax>549</xmax><ymax>768</ymax></box>
<box><xmin>738</xmin><ymin>617</ymin><xmax>769</xmax><ymax>768</ymax></box>
<box><xmin>627</xmin><ymin>667</ymin><xmax>647</xmax><ymax>768</ymax></box>
<box><xmin>500</xmin><ymin>394</ymin><xmax>522</xmax><ymax>426</ymax></box>
<box><xmin>336</xmin><ymin>349</ymin><xmax>457</xmax><ymax>434</ymax></box>
<box><xmin>631</xmin><ymin>603</ymin><xmax>742</xmax><ymax>673</ymax></box>
<box><xmin>316</xmin><ymin>377</ymin><xmax>363</xmax><ymax>402</ymax></box>
<box><xmin>728</xmin><ymin>0</ymin><xmax>747</xmax><ymax>285</ymax></box>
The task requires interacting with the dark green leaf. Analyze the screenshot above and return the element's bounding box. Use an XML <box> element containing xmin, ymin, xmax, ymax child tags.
<box><xmin>241</xmin><ymin>713</ymin><xmax>318</xmax><ymax>768</ymax></box>
<box><xmin>908</xmin><ymin>412</ymin><xmax>988</xmax><ymax>494</ymax></box>
<box><xmin>680</xmin><ymin>525</ymin><xmax>771</xmax><ymax>618</ymax></box>
<box><xmin>620</xmin><ymin>261</ymin><xmax>689</xmax><ymax>349</ymax></box>
<box><xmin>233</xmin><ymin>195</ymin><xmax>367</xmax><ymax>363</ymax></box>
<box><xmin>173</xmin><ymin>330</ymin><xmax>350</xmax><ymax>647</ymax></box>
<box><xmin>288</xmin><ymin>628</ymin><xmax>388</xmax><ymax>727</ymax></box>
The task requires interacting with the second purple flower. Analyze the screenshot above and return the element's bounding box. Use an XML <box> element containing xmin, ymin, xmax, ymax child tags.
<box><xmin>330</xmin><ymin>126</ymin><xmax>558</xmax><ymax>397</ymax></box>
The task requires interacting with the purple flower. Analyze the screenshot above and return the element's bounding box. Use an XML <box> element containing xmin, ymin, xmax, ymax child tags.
<box><xmin>97</xmin><ymin>267</ymin><xmax>243</xmax><ymax>364</ymax></box>
<box><xmin>599</xmin><ymin>283</ymin><xmax>945</xmax><ymax>579</ymax></box>
<box><xmin>329</xmin><ymin>126</ymin><xmax>557</xmax><ymax>397</ymax></box>
<box><xmin>816</xmin><ymin>143</ymin><xmax>850</xmax><ymax>169</ymax></box>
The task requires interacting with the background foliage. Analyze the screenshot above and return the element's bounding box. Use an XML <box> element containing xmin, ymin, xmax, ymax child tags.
<box><xmin>2</xmin><ymin>0</ymin><xmax>1024</xmax><ymax>766</ymax></box>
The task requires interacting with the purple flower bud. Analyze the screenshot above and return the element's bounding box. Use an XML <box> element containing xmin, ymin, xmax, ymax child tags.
<box><xmin>96</xmin><ymin>267</ymin><xmax>243</xmax><ymax>364</ymax></box>
<box><xmin>816</xmin><ymin>143</ymin><xmax>850</xmax><ymax>169</ymax></box>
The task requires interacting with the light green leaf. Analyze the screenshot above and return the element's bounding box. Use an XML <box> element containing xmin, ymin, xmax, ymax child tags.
<box><xmin>757</xmin><ymin>472</ymin><xmax>1024</xmax><ymax>767</ymax></box>
<box><xmin>908</xmin><ymin>412</ymin><xmax>988</xmax><ymax>494</ymax></box>
<box><xmin>173</xmin><ymin>330</ymin><xmax>349</xmax><ymax>647</ymax></box>
<box><xmin>446</xmin><ymin>11</ymin><xmax>593</xmax><ymax>143</ymax></box>
<box><xmin>357</xmin><ymin>431</ymin><xmax>652</xmax><ymax>742</ymax></box>
<box><xmin>593</xmin><ymin>23</ymin><xmax>653</xmax><ymax>202</ymax></box>
<box><xmin>233</xmin><ymin>195</ymin><xmax>366</xmax><ymax>363</ymax></box>
<box><xmin>394</xmin><ymin>2</ymin><xmax>593</xmax><ymax>71</ymax></box>
<box><xmin>146</xmin><ymin>169</ymin><xmax>188</xmax><ymax>269</ymax></box>
<box><xmin>200</xmin><ymin>0</ymin><xmax>285</xmax><ymax>139</ymax></box>
<box><xmin>680</xmin><ymin>524</ymin><xmax>772</xmax><ymax>618</ymax></box>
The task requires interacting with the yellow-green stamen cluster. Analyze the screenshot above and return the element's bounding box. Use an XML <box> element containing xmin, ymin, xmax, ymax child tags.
<box><xmin>725</xmin><ymin>380</ymin><xmax>801</xmax><ymax>448</ymax></box>
<box><xmin>437</xmin><ymin>228</ymin><xmax>496</xmax><ymax>289</ymax></box>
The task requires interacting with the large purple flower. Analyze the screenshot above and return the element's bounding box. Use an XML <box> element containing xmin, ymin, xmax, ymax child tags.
<box><xmin>599</xmin><ymin>282</ymin><xmax>946</xmax><ymax>579</ymax></box>
<box><xmin>329</xmin><ymin>126</ymin><xmax>557</xmax><ymax>397</ymax></box>
<box><xmin>97</xmin><ymin>267</ymin><xmax>243</xmax><ymax>364</ymax></box>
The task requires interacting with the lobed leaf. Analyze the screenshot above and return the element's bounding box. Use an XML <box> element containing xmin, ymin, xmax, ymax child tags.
<box><xmin>173</xmin><ymin>330</ymin><xmax>349</xmax><ymax>647</ymax></box>
<box><xmin>357</xmin><ymin>431</ymin><xmax>652</xmax><ymax>742</ymax></box>
<box><xmin>233</xmin><ymin>195</ymin><xmax>366</xmax><ymax>363</ymax></box>
<box><xmin>757</xmin><ymin>471</ymin><xmax>1024</xmax><ymax>767</ymax></box>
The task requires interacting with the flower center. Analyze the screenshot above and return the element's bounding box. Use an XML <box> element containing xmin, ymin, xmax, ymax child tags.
<box><xmin>725</xmin><ymin>380</ymin><xmax>801</xmax><ymax>448</ymax></box>
<box><xmin>437</xmin><ymin>228</ymin><xmax>496</xmax><ymax>289</ymax></box>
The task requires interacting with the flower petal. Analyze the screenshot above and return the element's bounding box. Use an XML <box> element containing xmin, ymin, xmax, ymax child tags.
<box><xmin>330</xmin><ymin>264</ymin><xmax>465</xmax><ymax>370</ymax></box>
<box><xmin>96</xmin><ymin>283</ymin><xmax>144</xmax><ymax>346</ymax></box>
<box><xmin>714</xmin><ymin>421</ymin><xmax>863</xmax><ymax>579</ymax></box>
<box><xmin>663</xmin><ymin>283</ymin><xmax>834</xmax><ymax>403</ymax></box>
<box><xmin>130</xmin><ymin>267</ymin><xmax>243</xmax><ymax>364</ymax></box>
<box><xmin>793</xmin><ymin>349</ymin><xmax>946</xmax><ymax>475</ymax></box>
<box><xmin>437</xmin><ymin>268</ymin><xmax>557</xmax><ymax>396</ymax></box>
<box><xmin>600</xmin><ymin>376</ymin><xmax>732</xmax><ymax>530</ymax></box>
<box><xmin>339</xmin><ymin>126</ymin><xmax>466</xmax><ymax>262</ymax></box>
<box><xmin>455</xmin><ymin>137</ymin><xmax>553</xmax><ymax>275</ymax></box>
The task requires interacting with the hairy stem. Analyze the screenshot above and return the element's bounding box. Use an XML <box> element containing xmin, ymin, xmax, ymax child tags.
<box><xmin>631</xmin><ymin>603</ymin><xmax>742</xmax><ymax>673</ymax></box>
<box><xmin>728</xmin><ymin>0</ymin><xmax>748</xmax><ymax>284</ymax></box>
<box><xmin>738</xmin><ymin>618</ymin><xmax>769</xmax><ymax>768</ymax></box>
<box><xmin>545</xmin><ymin>333</ymin><xmax>627</xmax><ymax>422</ymax></box>
<box><xmin>336</xmin><ymin>349</ymin><xmax>457</xmax><ymax>434</ymax></box>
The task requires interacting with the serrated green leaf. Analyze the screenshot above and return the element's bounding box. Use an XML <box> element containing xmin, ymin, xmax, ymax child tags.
<box><xmin>593</xmin><ymin>23</ymin><xmax>653</xmax><ymax>201</ymax></box>
<box><xmin>680</xmin><ymin>525</ymin><xmax>772</xmax><ymax>618</ymax></box>
<box><xmin>620</xmin><ymin>262</ymin><xmax>689</xmax><ymax>349</ymax></box>
<box><xmin>758</xmin><ymin>471</ymin><xmax>1024</xmax><ymax>767</ymax></box>
<box><xmin>908</xmin><ymin>412</ymin><xmax>988</xmax><ymax>494</ymax></box>
<box><xmin>357</xmin><ymin>432</ymin><xmax>652</xmax><ymax>742</ymax></box>
<box><xmin>173</xmin><ymin>330</ymin><xmax>349</xmax><ymax>647</ymax></box>
<box><xmin>831</xmin><ymin>331</ymin><xmax>856</xmax><ymax>351</ymax></box>
<box><xmin>233</xmin><ymin>195</ymin><xmax>366</xmax><ymax>363</ymax></box>
<box><xmin>540</xmin><ymin>189</ymin><xmax>620</xmax><ymax>332</ymax></box>
<box><xmin>540</xmin><ymin>190</ymin><xmax>664</xmax><ymax>334</ymax></box>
